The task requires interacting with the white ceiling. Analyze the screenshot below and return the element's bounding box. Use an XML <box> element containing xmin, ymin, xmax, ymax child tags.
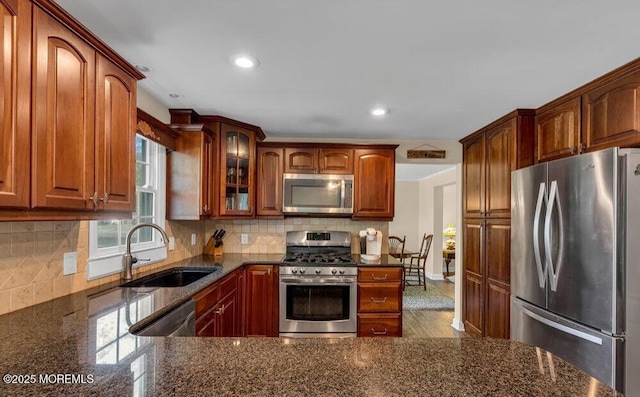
<box><xmin>58</xmin><ymin>0</ymin><xmax>640</xmax><ymax>143</ymax></box>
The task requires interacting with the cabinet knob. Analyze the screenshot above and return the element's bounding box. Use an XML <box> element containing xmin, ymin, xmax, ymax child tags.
<box><xmin>102</xmin><ymin>193</ymin><xmax>110</xmax><ymax>205</ymax></box>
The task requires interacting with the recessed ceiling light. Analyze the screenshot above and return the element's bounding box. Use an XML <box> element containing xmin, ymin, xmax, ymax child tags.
<box><xmin>370</xmin><ymin>107</ymin><xmax>390</xmax><ymax>117</ymax></box>
<box><xmin>168</xmin><ymin>93</ymin><xmax>182</xmax><ymax>99</ymax></box>
<box><xmin>230</xmin><ymin>53</ymin><xmax>260</xmax><ymax>69</ymax></box>
<box><xmin>135</xmin><ymin>64</ymin><xmax>152</xmax><ymax>73</ymax></box>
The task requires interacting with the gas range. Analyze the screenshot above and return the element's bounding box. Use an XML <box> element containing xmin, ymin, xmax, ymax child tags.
<box><xmin>279</xmin><ymin>230</ymin><xmax>358</xmax><ymax>336</ymax></box>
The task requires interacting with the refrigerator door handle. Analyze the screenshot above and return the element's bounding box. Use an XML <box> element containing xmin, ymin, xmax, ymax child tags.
<box><xmin>544</xmin><ymin>180</ymin><xmax>564</xmax><ymax>292</ymax></box>
<box><xmin>533</xmin><ymin>182</ymin><xmax>547</xmax><ymax>288</ymax></box>
<box><xmin>520</xmin><ymin>303</ymin><xmax>603</xmax><ymax>345</ymax></box>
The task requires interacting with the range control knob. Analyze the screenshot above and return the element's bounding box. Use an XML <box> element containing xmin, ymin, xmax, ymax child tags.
<box><xmin>339</xmin><ymin>270</ymin><xmax>345</xmax><ymax>275</ymax></box>
<box><xmin>331</xmin><ymin>269</ymin><xmax>338</xmax><ymax>275</ymax></box>
<box><xmin>299</xmin><ymin>269</ymin><xmax>306</xmax><ymax>274</ymax></box>
<box><xmin>291</xmin><ymin>268</ymin><xmax>298</xmax><ymax>274</ymax></box>
<box><xmin>315</xmin><ymin>269</ymin><xmax>321</xmax><ymax>274</ymax></box>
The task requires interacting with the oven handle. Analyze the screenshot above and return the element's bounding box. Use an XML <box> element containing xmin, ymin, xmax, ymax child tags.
<box><xmin>279</xmin><ymin>277</ymin><xmax>356</xmax><ymax>284</ymax></box>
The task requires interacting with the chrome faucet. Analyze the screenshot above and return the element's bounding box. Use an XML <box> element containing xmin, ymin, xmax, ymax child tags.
<box><xmin>122</xmin><ymin>223</ymin><xmax>170</xmax><ymax>281</ymax></box>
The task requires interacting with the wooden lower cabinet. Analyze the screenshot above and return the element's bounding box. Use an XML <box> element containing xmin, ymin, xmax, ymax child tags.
<box><xmin>357</xmin><ymin>267</ymin><xmax>402</xmax><ymax>337</ymax></box>
<box><xmin>244</xmin><ymin>264</ymin><xmax>279</xmax><ymax>337</ymax></box>
<box><xmin>358</xmin><ymin>313</ymin><xmax>401</xmax><ymax>337</ymax></box>
<box><xmin>462</xmin><ymin>217</ymin><xmax>511</xmax><ymax>338</ymax></box>
<box><xmin>194</xmin><ymin>269</ymin><xmax>241</xmax><ymax>337</ymax></box>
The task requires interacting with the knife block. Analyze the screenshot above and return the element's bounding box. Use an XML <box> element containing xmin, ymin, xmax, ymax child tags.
<box><xmin>204</xmin><ymin>237</ymin><xmax>223</xmax><ymax>258</ymax></box>
<box><xmin>213</xmin><ymin>244</ymin><xmax>223</xmax><ymax>259</ymax></box>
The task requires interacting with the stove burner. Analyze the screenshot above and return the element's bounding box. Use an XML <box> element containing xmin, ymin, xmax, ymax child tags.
<box><xmin>282</xmin><ymin>252</ymin><xmax>355</xmax><ymax>265</ymax></box>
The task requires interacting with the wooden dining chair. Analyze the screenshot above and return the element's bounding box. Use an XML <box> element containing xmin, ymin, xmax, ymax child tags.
<box><xmin>404</xmin><ymin>233</ymin><xmax>433</xmax><ymax>290</ymax></box>
<box><xmin>388</xmin><ymin>235</ymin><xmax>406</xmax><ymax>262</ymax></box>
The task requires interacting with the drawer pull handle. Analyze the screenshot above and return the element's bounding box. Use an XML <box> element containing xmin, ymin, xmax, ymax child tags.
<box><xmin>370</xmin><ymin>297</ymin><xmax>388</xmax><ymax>304</ymax></box>
<box><xmin>371</xmin><ymin>328</ymin><xmax>388</xmax><ymax>335</ymax></box>
<box><xmin>370</xmin><ymin>274</ymin><xmax>388</xmax><ymax>281</ymax></box>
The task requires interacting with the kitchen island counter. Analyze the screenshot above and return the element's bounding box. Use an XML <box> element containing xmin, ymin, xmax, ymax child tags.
<box><xmin>0</xmin><ymin>254</ymin><xmax>621</xmax><ymax>396</ymax></box>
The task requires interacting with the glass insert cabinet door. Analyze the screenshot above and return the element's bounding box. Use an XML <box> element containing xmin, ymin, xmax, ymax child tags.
<box><xmin>221</xmin><ymin>125</ymin><xmax>255</xmax><ymax>216</ymax></box>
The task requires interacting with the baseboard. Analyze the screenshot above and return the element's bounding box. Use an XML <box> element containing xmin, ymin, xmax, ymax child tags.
<box><xmin>451</xmin><ymin>318</ymin><xmax>465</xmax><ymax>331</ymax></box>
<box><xmin>426</xmin><ymin>272</ymin><xmax>445</xmax><ymax>281</ymax></box>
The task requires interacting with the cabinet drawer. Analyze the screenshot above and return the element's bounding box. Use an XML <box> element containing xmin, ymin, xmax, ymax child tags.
<box><xmin>219</xmin><ymin>271</ymin><xmax>238</xmax><ymax>297</ymax></box>
<box><xmin>358</xmin><ymin>314</ymin><xmax>401</xmax><ymax>337</ymax></box>
<box><xmin>358</xmin><ymin>267</ymin><xmax>402</xmax><ymax>283</ymax></box>
<box><xmin>358</xmin><ymin>283</ymin><xmax>401</xmax><ymax>312</ymax></box>
<box><xmin>194</xmin><ymin>283</ymin><xmax>220</xmax><ymax>316</ymax></box>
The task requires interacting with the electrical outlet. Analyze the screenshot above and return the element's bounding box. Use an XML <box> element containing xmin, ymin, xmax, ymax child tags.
<box><xmin>191</xmin><ymin>233</ymin><xmax>197</xmax><ymax>246</ymax></box>
<box><xmin>168</xmin><ymin>236</ymin><xmax>175</xmax><ymax>250</ymax></box>
<box><xmin>241</xmin><ymin>234</ymin><xmax>249</xmax><ymax>244</ymax></box>
<box><xmin>63</xmin><ymin>252</ymin><xmax>77</xmax><ymax>275</ymax></box>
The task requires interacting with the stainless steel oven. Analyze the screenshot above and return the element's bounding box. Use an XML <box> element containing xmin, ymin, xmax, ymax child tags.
<box><xmin>279</xmin><ymin>231</ymin><xmax>358</xmax><ymax>337</ymax></box>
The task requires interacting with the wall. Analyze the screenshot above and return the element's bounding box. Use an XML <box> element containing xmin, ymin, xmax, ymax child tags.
<box><xmin>388</xmin><ymin>181</ymin><xmax>420</xmax><ymax>251</ymax></box>
<box><xmin>418</xmin><ymin>167</ymin><xmax>458</xmax><ymax>279</ymax></box>
<box><xmin>442</xmin><ymin>184</ymin><xmax>456</xmax><ymax>246</ymax></box>
<box><xmin>206</xmin><ymin>219</ymin><xmax>388</xmax><ymax>255</ymax></box>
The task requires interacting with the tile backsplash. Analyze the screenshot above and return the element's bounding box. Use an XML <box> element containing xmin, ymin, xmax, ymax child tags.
<box><xmin>205</xmin><ymin>218</ymin><xmax>389</xmax><ymax>255</ymax></box>
<box><xmin>0</xmin><ymin>220</ymin><xmax>202</xmax><ymax>315</ymax></box>
<box><xmin>0</xmin><ymin>217</ymin><xmax>387</xmax><ymax>315</ymax></box>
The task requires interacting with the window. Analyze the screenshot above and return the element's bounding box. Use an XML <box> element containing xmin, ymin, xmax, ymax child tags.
<box><xmin>88</xmin><ymin>136</ymin><xmax>167</xmax><ymax>280</ymax></box>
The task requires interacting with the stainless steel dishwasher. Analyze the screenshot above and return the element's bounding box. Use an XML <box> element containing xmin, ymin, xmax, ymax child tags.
<box><xmin>134</xmin><ymin>300</ymin><xmax>196</xmax><ymax>337</ymax></box>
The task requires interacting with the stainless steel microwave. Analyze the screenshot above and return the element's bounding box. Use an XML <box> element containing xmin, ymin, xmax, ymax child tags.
<box><xmin>282</xmin><ymin>173</ymin><xmax>353</xmax><ymax>215</ymax></box>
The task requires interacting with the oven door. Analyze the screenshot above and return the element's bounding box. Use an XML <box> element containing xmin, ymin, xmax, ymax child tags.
<box><xmin>279</xmin><ymin>276</ymin><xmax>357</xmax><ymax>335</ymax></box>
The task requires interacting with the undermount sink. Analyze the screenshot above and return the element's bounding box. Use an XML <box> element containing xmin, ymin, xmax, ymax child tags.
<box><xmin>120</xmin><ymin>267</ymin><xmax>220</xmax><ymax>288</ymax></box>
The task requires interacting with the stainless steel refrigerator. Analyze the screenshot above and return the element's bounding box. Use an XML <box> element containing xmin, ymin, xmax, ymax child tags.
<box><xmin>510</xmin><ymin>147</ymin><xmax>640</xmax><ymax>395</ymax></box>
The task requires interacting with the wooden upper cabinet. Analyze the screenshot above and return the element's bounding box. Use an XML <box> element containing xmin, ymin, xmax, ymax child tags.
<box><xmin>462</xmin><ymin>134</ymin><xmax>485</xmax><ymax>218</ymax></box>
<box><xmin>219</xmin><ymin>123</ymin><xmax>256</xmax><ymax>218</ymax></box>
<box><xmin>284</xmin><ymin>145</ymin><xmax>353</xmax><ymax>175</ymax></box>
<box><xmin>535</xmin><ymin>97</ymin><xmax>581</xmax><ymax>163</ymax></box>
<box><xmin>284</xmin><ymin>147</ymin><xmax>353</xmax><ymax>174</ymax></box>
<box><xmin>284</xmin><ymin>147</ymin><xmax>317</xmax><ymax>173</ymax></box>
<box><xmin>95</xmin><ymin>54</ymin><xmax>136</xmax><ymax>211</ymax></box>
<box><xmin>486</xmin><ymin>119</ymin><xmax>515</xmax><ymax>217</ymax></box>
<box><xmin>582</xmin><ymin>68</ymin><xmax>640</xmax><ymax>152</ymax></box>
<box><xmin>353</xmin><ymin>148</ymin><xmax>395</xmax><ymax>220</ymax></box>
<box><xmin>256</xmin><ymin>146</ymin><xmax>284</xmax><ymax>218</ymax></box>
<box><xmin>31</xmin><ymin>7</ymin><xmax>96</xmax><ymax>210</ymax></box>
<box><xmin>167</xmin><ymin>124</ymin><xmax>216</xmax><ymax>220</ymax></box>
<box><xmin>0</xmin><ymin>0</ymin><xmax>30</xmax><ymax>209</ymax></box>
<box><xmin>319</xmin><ymin>148</ymin><xmax>353</xmax><ymax>174</ymax></box>
<box><xmin>462</xmin><ymin>110</ymin><xmax>534</xmax><ymax>218</ymax></box>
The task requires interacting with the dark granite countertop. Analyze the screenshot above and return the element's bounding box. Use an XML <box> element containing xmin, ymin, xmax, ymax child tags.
<box><xmin>354</xmin><ymin>254</ymin><xmax>404</xmax><ymax>267</ymax></box>
<box><xmin>0</xmin><ymin>254</ymin><xmax>621</xmax><ymax>396</ymax></box>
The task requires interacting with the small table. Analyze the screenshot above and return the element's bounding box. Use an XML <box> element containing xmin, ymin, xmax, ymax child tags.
<box><xmin>389</xmin><ymin>250</ymin><xmax>416</xmax><ymax>263</ymax></box>
<box><xmin>442</xmin><ymin>249</ymin><xmax>455</xmax><ymax>277</ymax></box>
